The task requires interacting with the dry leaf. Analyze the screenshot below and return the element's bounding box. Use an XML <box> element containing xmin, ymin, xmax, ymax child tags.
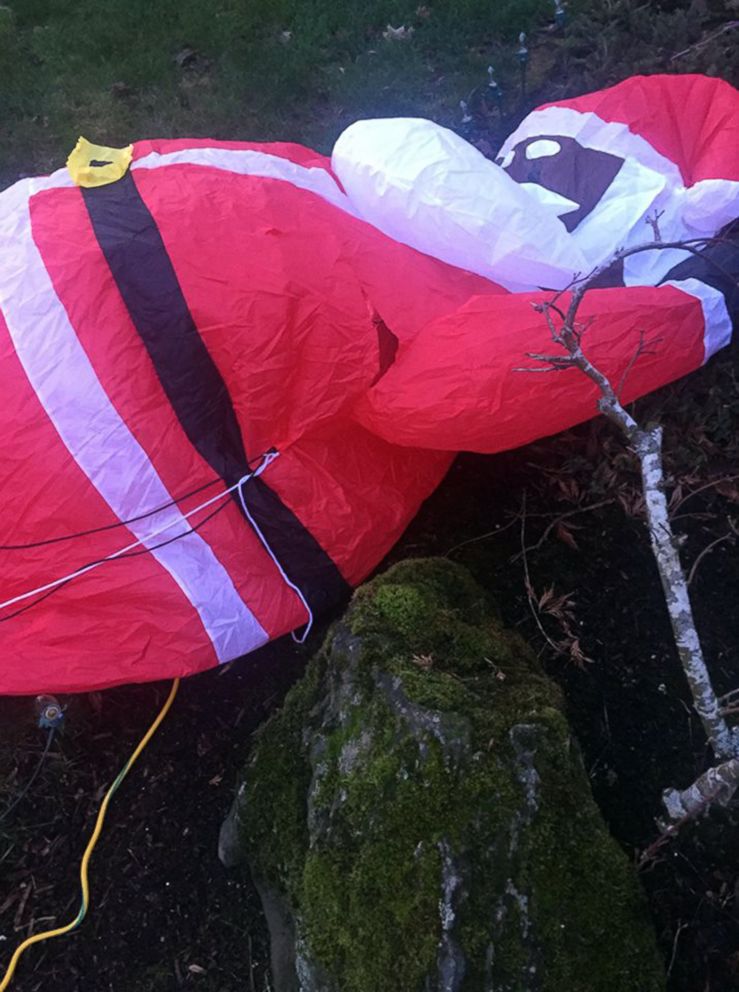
<box><xmin>555</xmin><ymin>521</ymin><xmax>579</xmax><ymax>551</ymax></box>
<box><xmin>410</xmin><ymin>653</ymin><xmax>434</xmax><ymax>670</ymax></box>
<box><xmin>383</xmin><ymin>24</ymin><xmax>415</xmax><ymax>40</ymax></box>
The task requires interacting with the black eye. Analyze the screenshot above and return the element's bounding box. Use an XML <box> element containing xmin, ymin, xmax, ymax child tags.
<box><xmin>89</xmin><ymin>159</ymin><xmax>113</xmax><ymax>168</ymax></box>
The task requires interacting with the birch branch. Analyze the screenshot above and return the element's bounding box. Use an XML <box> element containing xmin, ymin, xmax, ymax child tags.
<box><xmin>638</xmin><ymin>757</ymin><xmax>739</xmax><ymax>866</ymax></box>
<box><xmin>526</xmin><ymin>240</ymin><xmax>738</xmax><ymax>762</ymax></box>
<box><xmin>661</xmin><ymin>758</ymin><xmax>739</xmax><ymax>824</ymax></box>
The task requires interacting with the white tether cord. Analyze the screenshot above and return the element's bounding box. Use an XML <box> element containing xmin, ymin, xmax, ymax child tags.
<box><xmin>0</xmin><ymin>478</ymin><xmax>247</xmax><ymax>612</ymax></box>
<box><xmin>236</xmin><ymin>465</ymin><xmax>314</xmax><ymax>644</ymax></box>
<box><xmin>0</xmin><ymin>451</ymin><xmax>314</xmax><ymax>633</ymax></box>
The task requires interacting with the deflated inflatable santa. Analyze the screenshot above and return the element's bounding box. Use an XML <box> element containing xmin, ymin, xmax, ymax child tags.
<box><xmin>0</xmin><ymin>74</ymin><xmax>736</xmax><ymax>694</ymax></box>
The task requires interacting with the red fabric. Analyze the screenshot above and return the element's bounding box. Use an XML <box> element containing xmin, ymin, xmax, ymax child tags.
<box><xmin>0</xmin><ymin>78</ymin><xmax>728</xmax><ymax>693</ymax></box>
<box><xmin>260</xmin><ymin>424</ymin><xmax>452</xmax><ymax>585</ymax></box>
<box><xmin>356</xmin><ymin>284</ymin><xmax>707</xmax><ymax>451</ymax></box>
<box><xmin>9</xmin><ymin>167</ymin><xmax>461</xmax><ymax>692</ymax></box>
<box><xmin>136</xmin><ymin>167</ymin><xmax>388</xmax><ymax>456</ymax></box>
<box><xmin>0</xmin><ymin>306</ymin><xmax>220</xmax><ymax>694</ymax></box>
<box><xmin>29</xmin><ymin>184</ymin><xmax>309</xmax><ymax>644</ymax></box>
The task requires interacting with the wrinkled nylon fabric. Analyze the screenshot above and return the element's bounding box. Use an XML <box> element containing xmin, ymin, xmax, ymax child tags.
<box><xmin>0</xmin><ymin>74</ymin><xmax>736</xmax><ymax>693</ymax></box>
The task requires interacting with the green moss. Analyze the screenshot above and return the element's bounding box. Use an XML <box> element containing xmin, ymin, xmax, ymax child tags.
<box><xmin>525</xmin><ymin>734</ymin><xmax>664</xmax><ymax>992</ymax></box>
<box><xmin>371</xmin><ymin>583</ymin><xmax>435</xmax><ymax>641</ymax></box>
<box><xmin>240</xmin><ymin>651</ymin><xmax>328</xmax><ymax>894</ymax></box>
<box><xmin>456</xmin><ymin>713</ymin><xmax>664</xmax><ymax>992</ymax></box>
<box><xmin>238</xmin><ymin>559</ymin><xmax>665</xmax><ymax>992</ymax></box>
<box><xmin>302</xmin><ymin>774</ymin><xmax>444</xmax><ymax>989</ymax></box>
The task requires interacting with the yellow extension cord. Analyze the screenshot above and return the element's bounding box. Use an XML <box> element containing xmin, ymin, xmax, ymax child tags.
<box><xmin>0</xmin><ymin>677</ymin><xmax>180</xmax><ymax>992</ymax></box>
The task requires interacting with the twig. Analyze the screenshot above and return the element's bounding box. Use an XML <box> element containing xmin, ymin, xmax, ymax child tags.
<box><xmin>666</xmin><ymin>922</ymin><xmax>688</xmax><ymax>979</ymax></box>
<box><xmin>0</xmin><ymin>729</ymin><xmax>55</xmax><ymax>823</ymax></box>
<box><xmin>645</xmin><ymin>210</ymin><xmax>665</xmax><ymax>242</ymax></box>
<box><xmin>248</xmin><ymin>934</ymin><xmax>256</xmax><ymax>992</ymax></box>
<box><xmin>548</xmin><ymin>238</ymin><xmax>736</xmax><ymax>313</ymax></box>
<box><xmin>670</xmin><ymin>474</ymin><xmax>739</xmax><ymax>515</ymax></box>
<box><xmin>519</xmin><ymin>494</ymin><xmax>564</xmax><ymax>656</ymax></box>
<box><xmin>718</xmin><ymin>682</ymin><xmax>739</xmax><ymax>717</ymax></box>
<box><xmin>687</xmin><ymin>532</ymin><xmax>734</xmax><ymax>587</ymax></box>
<box><xmin>444</xmin><ymin>513</ymin><xmax>521</xmax><ymax>557</ymax></box>
<box><xmin>671</xmin><ymin>20</ymin><xmax>738</xmax><ymax>60</ymax></box>
<box><xmin>513</xmin><ymin>499</ymin><xmax>614</xmax><ymax>559</ymax></box>
<box><xmin>14</xmin><ymin>878</ymin><xmax>33</xmax><ymax>931</ymax></box>
<box><xmin>615</xmin><ymin>331</ymin><xmax>662</xmax><ymax>399</ymax></box>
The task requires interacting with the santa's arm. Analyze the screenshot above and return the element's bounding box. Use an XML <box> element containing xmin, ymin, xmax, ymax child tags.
<box><xmin>353</xmin><ymin>279</ymin><xmax>728</xmax><ymax>454</ymax></box>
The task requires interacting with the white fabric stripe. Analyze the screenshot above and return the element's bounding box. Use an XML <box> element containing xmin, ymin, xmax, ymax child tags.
<box><xmin>132</xmin><ymin>147</ymin><xmax>359</xmax><ymax>217</ymax></box>
<box><xmin>0</xmin><ymin>175</ymin><xmax>268</xmax><ymax>662</ymax></box>
<box><xmin>662</xmin><ymin>277</ymin><xmax>733</xmax><ymax>363</ymax></box>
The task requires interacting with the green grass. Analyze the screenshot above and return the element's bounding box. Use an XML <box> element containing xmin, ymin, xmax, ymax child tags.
<box><xmin>3</xmin><ymin>0</ymin><xmax>734</xmax><ymax>189</ymax></box>
<box><xmin>0</xmin><ymin>0</ymin><xmax>550</xmax><ymax>185</ymax></box>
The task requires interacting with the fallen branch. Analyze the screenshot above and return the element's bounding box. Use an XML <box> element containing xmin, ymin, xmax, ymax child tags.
<box><xmin>548</xmin><ymin>238</ymin><xmax>737</xmax><ymax>313</ymax></box>
<box><xmin>661</xmin><ymin>758</ymin><xmax>739</xmax><ymax>824</ymax></box>
<box><xmin>523</xmin><ymin>238</ymin><xmax>739</xmax><ymax>764</ymax></box>
<box><xmin>638</xmin><ymin>757</ymin><xmax>739</xmax><ymax>867</ymax></box>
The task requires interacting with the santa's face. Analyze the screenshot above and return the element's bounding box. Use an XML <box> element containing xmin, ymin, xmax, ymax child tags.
<box><xmin>496</xmin><ymin>135</ymin><xmax>624</xmax><ymax>231</ymax></box>
<box><xmin>495</xmin><ymin>124</ymin><xmax>684</xmax><ymax>284</ymax></box>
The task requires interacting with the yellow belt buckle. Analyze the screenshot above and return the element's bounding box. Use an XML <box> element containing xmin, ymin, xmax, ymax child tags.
<box><xmin>67</xmin><ymin>137</ymin><xmax>134</xmax><ymax>188</ymax></box>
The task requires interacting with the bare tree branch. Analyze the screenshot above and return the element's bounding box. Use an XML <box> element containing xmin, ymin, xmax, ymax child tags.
<box><xmin>661</xmin><ymin>758</ymin><xmax>739</xmax><ymax>824</ymax></box>
<box><xmin>645</xmin><ymin>209</ymin><xmax>665</xmax><ymax>242</ymax></box>
<box><xmin>525</xmin><ymin>238</ymin><xmax>738</xmax><ymax>762</ymax></box>
<box><xmin>638</xmin><ymin>758</ymin><xmax>739</xmax><ymax>867</ymax></box>
<box><xmin>671</xmin><ymin>20</ymin><xmax>738</xmax><ymax>61</ymax></box>
<box><xmin>547</xmin><ymin>237</ymin><xmax>735</xmax><ymax>314</ymax></box>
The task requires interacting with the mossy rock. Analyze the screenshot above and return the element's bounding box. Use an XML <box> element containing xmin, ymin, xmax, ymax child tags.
<box><xmin>221</xmin><ymin>559</ymin><xmax>665</xmax><ymax>992</ymax></box>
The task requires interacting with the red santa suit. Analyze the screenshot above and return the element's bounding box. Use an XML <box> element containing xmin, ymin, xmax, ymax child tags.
<box><xmin>0</xmin><ymin>74</ymin><xmax>736</xmax><ymax>693</ymax></box>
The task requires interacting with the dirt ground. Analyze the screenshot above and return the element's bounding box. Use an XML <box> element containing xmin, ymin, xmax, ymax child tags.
<box><xmin>0</xmin><ymin>642</ymin><xmax>310</xmax><ymax>991</ymax></box>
